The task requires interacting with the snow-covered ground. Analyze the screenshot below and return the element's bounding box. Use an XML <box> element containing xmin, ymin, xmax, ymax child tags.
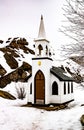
<box><xmin>0</xmin><ymin>83</ymin><xmax>84</xmax><ymax>130</ymax></box>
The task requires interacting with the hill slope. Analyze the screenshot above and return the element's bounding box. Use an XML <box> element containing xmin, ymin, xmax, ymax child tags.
<box><xmin>0</xmin><ymin>37</ymin><xmax>34</xmax><ymax>87</ymax></box>
<box><xmin>0</xmin><ymin>37</ymin><xmax>84</xmax><ymax>88</ymax></box>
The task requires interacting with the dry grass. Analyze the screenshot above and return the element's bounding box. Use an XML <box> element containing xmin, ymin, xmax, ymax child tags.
<box><xmin>0</xmin><ymin>90</ymin><xmax>16</xmax><ymax>100</ymax></box>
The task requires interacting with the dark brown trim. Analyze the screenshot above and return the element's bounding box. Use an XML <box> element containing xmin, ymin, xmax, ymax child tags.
<box><xmin>32</xmin><ymin>57</ymin><xmax>53</xmax><ymax>61</ymax></box>
<box><xmin>64</xmin><ymin>99</ymin><xmax>74</xmax><ymax>105</ymax></box>
<box><xmin>27</xmin><ymin>102</ymin><xmax>32</xmax><ymax>105</ymax></box>
<box><xmin>28</xmin><ymin>99</ymin><xmax>74</xmax><ymax>106</ymax></box>
<box><xmin>46</xmin><ymin>99</ymin><xmax>74</xmax><ymax>106</ymax></box>
<box><xmin>49</xmin><ymin>99</ymin><xmax>74</xmax><ymax>105</ymax></box>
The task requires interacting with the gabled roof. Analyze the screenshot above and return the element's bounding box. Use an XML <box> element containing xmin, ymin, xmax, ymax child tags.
<box><xmin>50</xmin><ymin>66</ymin><xmax>74</xmax><ymax>81</ymax></box>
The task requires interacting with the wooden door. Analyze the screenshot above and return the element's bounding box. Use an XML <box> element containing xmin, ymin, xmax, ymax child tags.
<box><xmin>34</xmin><ymin>70</ymin><xmax>45</xmax><ymax>104</ymax></box>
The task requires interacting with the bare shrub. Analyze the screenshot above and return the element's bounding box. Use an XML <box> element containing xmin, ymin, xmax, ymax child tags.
<box><xmin>15</xmin><ymin>83</ymin><xmax>26</xmax><ymax>100</ymax></box>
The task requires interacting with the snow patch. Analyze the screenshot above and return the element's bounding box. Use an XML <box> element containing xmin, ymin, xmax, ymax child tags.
<box><xmin>0</xmin><ymin>83</ymin><xmax>84</xmax><ymax>130</ymax></box>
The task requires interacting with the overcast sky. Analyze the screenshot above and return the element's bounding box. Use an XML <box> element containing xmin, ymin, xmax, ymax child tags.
<box><xmin>0</xmin><ymin>0</ymin><xmax>67</xmax><ymax>55</ymax></box>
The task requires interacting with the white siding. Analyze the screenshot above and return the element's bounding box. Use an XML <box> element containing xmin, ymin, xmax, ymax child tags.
<box><xmin>50</xmin><ymin>74</ymin><xmax>74</xmax><ymax>104</ymax></box>
<box><xmin>27</xmin><ymin>66</ymin><xmax>74</xmax><ymax>105</ymax></box>
<box><xmin>32</xmin><ymin>58</ymin><xmax>52</xmax><ymax>104</ymax></box>
<box><xmin>27</xmin><ymin>77</ymin><xmax>34</xmax><ymax>104</ymax></box>
<box><xmin>60</xmin><ymin>82</ymin><xmax>74</xmax><ymax>104</ymax></box>
<box><xmin>50</xmin><ymin>74</ymin><xmax>61</xmax><ymax>104</ymax></box>
<box><xmin>35</xmin><ymin>41</ymin><xmax>49</xmax><ymax>57</ymax></box>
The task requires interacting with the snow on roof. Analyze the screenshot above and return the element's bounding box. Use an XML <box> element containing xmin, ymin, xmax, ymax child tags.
<box><xmin>50</xmin><ymin>66</ymin><xmax>74</xmax><ymax>81</ymax></box>
<box><xmin>0</xmin><ymin>51</ymin><xmax>13</xmax><ymax>74</ymax></box>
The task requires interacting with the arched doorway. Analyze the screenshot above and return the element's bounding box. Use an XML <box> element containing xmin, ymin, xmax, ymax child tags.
<box><xmin>34</xmin><ymin>70</ymin><xmax>45</xmax><ymax>104</ymax></box>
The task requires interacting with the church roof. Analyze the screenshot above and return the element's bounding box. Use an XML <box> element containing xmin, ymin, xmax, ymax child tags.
<box><xmin>50</xmin><ymin>66</ymin><xmax>74</xmax><ymax>81</ymax></box>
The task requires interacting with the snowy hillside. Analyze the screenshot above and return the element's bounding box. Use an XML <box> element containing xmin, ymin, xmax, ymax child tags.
<box><xmin>53</xmin><ymin>57</ymin><xmax>84</xmax><ymax>83</ymax></box>
<box><xmin>0</xmin><ymin>37</ymin><xmax>84</xmax><ymax>88</ymax></box>
<box><xmin>0</xmin><ymin>37</ymin><xmax>34</xmax><ymax>75</ymax></box>
<box><xmin>0</xmin><ymin>83</ymin><xmax>84</xmax><ymax>130</ymax></box>
<box><xmin>0</xmin><ymin>37</ymin><xmax>34</xmax><ymax>87</ymax></box>
<box><xmin>0</xmin><ymin>37</ymin><xmax>84</xmax><ymax>130</ymax></box>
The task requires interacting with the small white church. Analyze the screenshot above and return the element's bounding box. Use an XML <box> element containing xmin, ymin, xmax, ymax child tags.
<box><xmin>27</xmin><ymin>15</ymin><xmax>74</xmax><ymax>105</ymax></box>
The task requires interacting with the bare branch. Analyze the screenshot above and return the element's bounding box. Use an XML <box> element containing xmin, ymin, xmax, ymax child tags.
<box><xmin>60</xmin><ymin>0</ymin><xmax>84</xmax><ymax>57</ymax></box>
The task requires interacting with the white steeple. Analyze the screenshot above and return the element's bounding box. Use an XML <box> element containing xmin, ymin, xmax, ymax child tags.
<box><xmin>34</xmin><ymin>15</ymin><xmax>50</xmax><ymax>57</ymax></box>
<box><xmin>38</xmin><ymin>15</ymin><xmax>46</xmax><ymax>39</ymax></box>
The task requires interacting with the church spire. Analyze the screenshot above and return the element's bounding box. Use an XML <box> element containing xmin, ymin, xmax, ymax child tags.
<box><xmin>38</xmin><ymin>15</ymin><xmax>46</xmax><ymax>38</ymax></box>
<box><xmin>34</xmin><ymin>15</ymin><xmax>49</xmax><ymax>57</ymax></box>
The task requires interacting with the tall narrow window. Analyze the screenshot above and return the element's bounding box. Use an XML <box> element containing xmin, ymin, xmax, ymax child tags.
<box><xmin>46</xmin><ymin>45</ymin><xmax>48</xmax><ymax>55</ymax></box>
<box><xmin>68</xmin><ymin>82</ymin><xmax>70</xmax><ymax>94</ymax></box>
<box><xmin>30</xmin><ymin>83</ymin><xmax>32</xmax><ymax>94</ymax></box>
<box><xmin>64</xmin><ymin>82</ymin><xmax>66</xmax><ymax>94</ymax></box>
<box><xmin>52</xmin><ymin>81</ymin><xmax>58</xmax><ymax>95</ymax></box>
<box><xmin>38</xmin><ymin>44</ymin><xmax>43</xmax><ymax>55</ymax></box>
<box><xmin>71</xmin><ymin>82</ymin><xmax>73</xmax><ymax>93</ymax></box>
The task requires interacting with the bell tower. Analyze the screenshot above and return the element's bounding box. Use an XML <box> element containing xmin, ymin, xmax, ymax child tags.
<box><xmin>34</xmin><ymin>15</ymin><xmax>50</xmax><ymax>57</ymax></box>
<box><xmin>32</xmin><ymin>15</ymin><xmax>52</xmax><ymax>104</ymax></box>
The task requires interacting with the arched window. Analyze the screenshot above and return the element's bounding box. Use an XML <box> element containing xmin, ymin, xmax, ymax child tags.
<box><xmin>68</xmin><ymin>82</ymin><xmax>70</xmax><ymax>94</ymax></box>
<box><xmin>38</xmin><ymin>44</ymin><xmax>43</xmax><ymax>55</ymax></box>
<box><xmin>64</xmin><ymin>82</ymin><xmax>66</xmax><ymax>94</ymax></box>
<box><xmin>52</xmin><ymin>81</ymin><xmax>58</xmax><ymax>95</ymax></box>
<box><xmin>30</xmin><ymin>83</ymin><xmax>32</xmax><ymax>94</ymax></box>
<box><xmin>71</xmin><ymin>82</ymin><xmax>73</xmax><ymax>93</ymax></box>
<box><xmin>49</xmin><ymin>49</ymin><xmax>52</xmax><ymax>56</ymax></box>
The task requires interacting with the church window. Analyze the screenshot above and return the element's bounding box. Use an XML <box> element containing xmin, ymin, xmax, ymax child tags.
<box><xmin>49</xmin><ymin>49</ymin><xmax>51</xmax><ymax>56</ymax></box>
<box><xmin>71</xmin><ymin>82</ymin><xmax>73</xmax><ymax>93</ymax></box>
<box><xmin>46</xmin><ymin>45</ymin><xmax>48</xmax><ymax>55</ymax></box>
<box><xmin>30</xmin><ymin>83</ymin><xmax>32</xmax><ymax>94</ymax></box>
<box><xmin>38</xmin><ymin>44</ymin><xmax>43</xmax><ymax>55</ymax></box>
<box><xmin>68</xmin><ymin>82</ymin><xmax>70</xmax><ymax>94</ymax></box>
<box><xmin>52</xmin><ymin>81</ymin><xmax>58</xmax><ymax>95</ymax></box>
<box><xmin>64</xmin><ymin>82</ymin><xmax>66</xmax><ymax>94</ymax></box>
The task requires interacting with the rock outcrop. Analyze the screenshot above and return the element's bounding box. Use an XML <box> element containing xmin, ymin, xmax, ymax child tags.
<box><xmin>0</xmin><ymin>37</ymin><xmax>33</xmax><ymax>87</ymax></box>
